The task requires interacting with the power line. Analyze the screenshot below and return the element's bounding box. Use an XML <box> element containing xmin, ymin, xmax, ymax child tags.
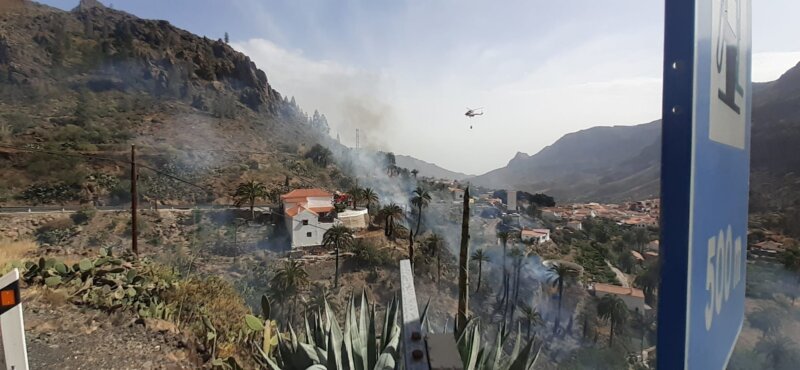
<box><xmin>136</xmin><ymin>146</ymin><xmax>280</xmax><ymax>156</ymax></box>
<box><xmin>0</xmin><ymin>143</ymin><xmax>348</xmax><ymax>233</ymax></box>
<box><xmin>0</xmin><ymin>143</ymin><xmax>210</xmax><ymax>192</ymax></box>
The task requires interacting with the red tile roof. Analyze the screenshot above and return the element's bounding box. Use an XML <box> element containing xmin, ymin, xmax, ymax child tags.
<box><xmin>281</xmin><ymin>189</ymin><xmax>333</xmax><ymax>200</ymax></box>
<box><xmin>285</xmin><ymin>205</ymin><xmax>335</xmax><ymax>217</ymax></box>
<box><xmin>753</xmin><ymin>241</ymin><xmax>784</xmax><ymax>251</ymax></box>
<box><xmin>592</xmin><ymin>283</ymin><xmax>645</xmax><ymax>298</ymax></box>
<box><xmin>285</xmin><ymin>205</ymin><xmax>304</xmax><ymax>217</ymax></box>
<box><xmin>522</xmin><ymin>229</ymin><xmax>548</xmax><ymax>237</ymax></box>
<box><xmin>308</xmin><ymin>206</ymin><xmax>335</xmax><ymax>214</ymax></box>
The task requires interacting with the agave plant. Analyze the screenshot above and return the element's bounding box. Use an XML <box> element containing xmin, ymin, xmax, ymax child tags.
<box><xmin>455</xmin><ymin>319</ymin><xmax>542</xmax><ymax>370</ymax></box>
<box><xmin>245</xmin><ymin>291</ymin><xmax>540</xmax><ymax>370</ymax></box>
<box><xmin>249</xmin><ymin>290</ymin><xmax>401</xmax><ymax>370</ymax></box>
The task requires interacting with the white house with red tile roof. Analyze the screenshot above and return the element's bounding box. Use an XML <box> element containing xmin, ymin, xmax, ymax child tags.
<box><xmin>281</xmin><ymin>189</ymin><xmax>336</xmax><ymax>248</ymax></box>
<box><xmin>521</xmin><ymin>228</ymin><xmax>551</xmax><ymax>244</ymax></box>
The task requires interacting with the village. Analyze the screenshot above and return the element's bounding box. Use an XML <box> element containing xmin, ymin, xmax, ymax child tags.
<box><xmin>4</xmin><ymin>165</ymin><xmax>793</xmax><ymax>368</ymax></box>
<box><xmin>268</xmin><ymin>181</ymin><xmax>659</xmax><ymax>356</ymax></box>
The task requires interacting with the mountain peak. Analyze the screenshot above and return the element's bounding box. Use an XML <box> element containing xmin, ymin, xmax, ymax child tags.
<box><xmin>508</xmin><ymin>151</ymin><xmax>530</xmax><ymax>166</ymax></box>
<box><xmin>73</xmin><ymin>0</ymin><xmax>106</xmax><ymax>11</ymax></box>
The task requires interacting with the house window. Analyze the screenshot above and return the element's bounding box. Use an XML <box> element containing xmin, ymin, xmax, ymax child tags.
<box><xmin>302</xmin><ymin>220</ymin><xmax>309</xmax><ymax>225</ymax></box>
<box><xmin>306</xmin><ymin>232</ymin><xmax>312</xmax><ymax>237</ymax></box>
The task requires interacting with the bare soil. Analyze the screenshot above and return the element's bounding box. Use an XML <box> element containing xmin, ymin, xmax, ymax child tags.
<box><xmin>22</xmin><ymin>287</ymin><xmax>200</xmax><ymax>370</ymax></box>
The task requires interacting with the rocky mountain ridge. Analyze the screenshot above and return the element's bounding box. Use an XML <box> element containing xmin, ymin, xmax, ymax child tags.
<box><xmin>472</xmin><ymin>61</ymin><xmax>800</xmax><ymax>205</ymax></box>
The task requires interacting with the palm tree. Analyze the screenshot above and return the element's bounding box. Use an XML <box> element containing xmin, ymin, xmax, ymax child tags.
<box><xmin>618</xmin><ymin>252</ymin><xmax>636</xmax><ymax>274</ymax></box>
<box><xmin>381</xmin><ymin>203</ymin><xmax>404</xmax><ymax>239</ymax></box>
<box><xmin>361</xmin><ymin>187</ymin><xmax>379</xmax><ymax>213</ymax></box>
<box><xmin>597</xmin><ymin>294</ymin><xmax>629</xmax><ymax>345</ymax></box>
<box><xmin>233</xmin><ymin>180</ymin><xmax>267</xmax><ymax>220</ymax></box>
<box><xmin>518</xmin><ymin>302</ymin><xmax>544</xmax><ymax>340</ymax></box>
<box><xmin>304</xmin><ymin>282</ymin><xmax>338</xmax><ymax>314</ymax></box>
<box><xmin>271</xmin><ymin>259</ymin><xmax>309</xmax><ymax>319</ymax></box>
<box><xmin>323</xmin><ymin>225</ymin><xmax>354</xmax><ymax>288</ymax></box>
<box><xmin>578</xmin><ymin>302</ymin><xmax>599</xmax><ymax>341</ymax></box>
<box><xmin>508</xmin><ymin>247</ymin><xmax>526</xmax><ymax>325</ymax></box>
<box><xmin>749</xmin><ymin>307</ymin><xmax>783</xmax><ymax>338</ymax></box>
<box><xmin>755</xmin><ymin>336</ymin><xmax>798</xmax><ymax>370</ymax></box>
<box><xmin>634</xmin><ymin>311</ymin><xmax>656</xmax><ymax>352</ymax></box>
<box><xmin>633</xmin><ymin>261</ymin><xmax>659</xmax><ymax>306</ymax></box>
<box><xmin>782</xmin><ymin>244</ymin><xmax>800</xmax><ymax>303</ymax></box>
<box><xmin>471</xmin><ymin>249</ymin><xmax>490</xmax><ymax>293</ymax></box>
<box><xmin>426</xmin><ymin>234</ymin><xmax>444</xmax><ymax>282</ymax></box>
<box><xmin>411</xmin><ymin>186</ymin><xmax>431</xmax><ymax>239</ymax></box>
<box><xmin>549</xmin><ymin>261</ymin><xmax>581</xmax><ymax>334</ymax></box>
<box><xmin>633</xmin><ymin>228</ymin><xmax>650</xmax><ymax>253</ymax></box>
<box><xmin>497</xmin><ymin>230</ymin><xmax>511</xmax><ymax>306</ymax></box>
<box><xmin>347</xmin><ymin>187</ymin><xmax>363</xmax><ymax>210</ymax></box>
<box><xmin>378</xmin><ymin>206</ymin><xmax>389</xmax><ymax>236</ymax></box>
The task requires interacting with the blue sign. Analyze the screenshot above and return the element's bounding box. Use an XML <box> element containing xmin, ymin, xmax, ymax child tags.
<box><xmin>658</xmin><ymin>0</ymin><xmax>751</xmax><ymax>369</ymax></box>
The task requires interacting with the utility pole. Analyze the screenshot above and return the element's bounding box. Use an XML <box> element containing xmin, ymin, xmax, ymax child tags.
<box><xmin>131</xmin><ymin>144</ymin><xmax>138</xmax><ymax>256</ymax></box>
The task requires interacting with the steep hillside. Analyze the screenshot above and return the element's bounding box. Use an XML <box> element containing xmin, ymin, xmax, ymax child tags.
<box><xmin>472</xmin><ymin>61</ymin><xmax>800</xmax><ymax>204</ymax></box>
<box><xmin>395</xmin><ymin>154</ymin><xmax>472</xmax><ymax>180</ymax></box>
<box><xmin>0</xmin><ymin>0</ymin><xmax>349</xmax><ymax>205</ymax></box>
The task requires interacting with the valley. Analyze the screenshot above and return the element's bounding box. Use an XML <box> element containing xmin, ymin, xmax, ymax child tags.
<box><xmin>0</xmin><ymin>1</ymin><xmax>798</xmax><ymax>370</ymax></box>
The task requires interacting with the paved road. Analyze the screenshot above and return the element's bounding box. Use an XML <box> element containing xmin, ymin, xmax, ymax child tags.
<box><xmin>605</xmin><ymin>259</ymin><xmax>630</xmax><ymax>287</ymax></box>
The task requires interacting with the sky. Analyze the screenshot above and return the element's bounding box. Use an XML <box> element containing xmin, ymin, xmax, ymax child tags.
<box><xmin>42</xmin><ymin>0</ymin><xmax>800</xmax><ymax>174</ymax></box>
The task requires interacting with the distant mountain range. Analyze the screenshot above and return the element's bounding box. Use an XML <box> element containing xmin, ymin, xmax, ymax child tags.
<box><xmin>471</xmin><ymin>61</ymin><xmax>800</xmax><ymax>205</ymax></box>
<box><xmin>395</xmin><ymin>154</ymin><xmax>473</xmax><ymax>181</ymax></box>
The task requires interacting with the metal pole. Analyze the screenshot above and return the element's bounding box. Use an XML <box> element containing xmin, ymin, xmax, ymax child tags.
<box><xmin>0</xmin><ymin>269</ymin><xmax>30</xmax><ymax>370</ymax></box>
<box><xmin>399</xmin><ymin>259</ymin><xmax>430</xmax><ymax>370</ymax></box>
<box><xmin>131</xmin><ymin>144</ymin><xmax>138</xmax><ymax>256</ymax></box>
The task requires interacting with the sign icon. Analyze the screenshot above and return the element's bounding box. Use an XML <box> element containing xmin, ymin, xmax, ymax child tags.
<box><xmin>709</xmin><ymin>0</ymin><xmax>748</xmax><ymax>149</ymax></box>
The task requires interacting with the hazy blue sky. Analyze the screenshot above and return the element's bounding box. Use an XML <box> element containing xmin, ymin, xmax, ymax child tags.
<box><xmin>42</xmin><ymin>0</ymin><xmax>800</xmax><ymax>174</ymax></box>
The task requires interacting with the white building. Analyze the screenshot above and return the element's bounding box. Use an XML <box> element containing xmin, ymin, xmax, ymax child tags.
<box><xmin>507</xmin><ymin>190</ymin><xmax>517</xmax><ymax>212</ymax></box>
<box><xmin>281</xmin><ymin>189</ymin><xmax>336</xmax><ymax>248</ymax></box>
<box><xmin>566</xmin><ymin>220</ymin><xmax>583</xmax><ymax>231</ymax></box>
<box><xmin>521</xmin><ymin>228</ymin><xmax>551</xmax><ymax>244</ymax></box>
<box><xmin>449</xmin><ymin>187</ymin><xmax>465</xmax><ymax>202</ymax></box>
<box><xmin>337</xmin><ymin>208</ymin><xmax>369</xmax><ymax>230</ymax></box>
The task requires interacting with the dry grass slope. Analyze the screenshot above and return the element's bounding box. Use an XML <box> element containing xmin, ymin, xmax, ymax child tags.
<box><xmin>0</xmin><ymin>237</ymin><xmax>37</xmax><ymax>273</ymax></box>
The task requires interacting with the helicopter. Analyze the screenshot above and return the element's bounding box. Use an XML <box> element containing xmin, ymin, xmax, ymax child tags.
<box><xmin>465</xmin><ymin>107</ymin><xmax>483</xmax><ymax>129</ymax></box>
<box><xmin>465</xmin><ymin>107</ymin><xmax>484</xmax><ymax>118</ymax></box>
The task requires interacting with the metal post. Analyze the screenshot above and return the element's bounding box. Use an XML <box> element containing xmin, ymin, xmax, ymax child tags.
<box><xmin>131</xmin><ymin>144</ymin><xmax>138</xmax><ymax>256</ymax></box>
<box><xmin>399</xmin><ymin>260</ymin><xmax>430</xmax><ymax>370</ymax></box>
<box><xmin>0</xmin><ymin>269</ymin><xmax>30</xmax><ymax>370</ymax></box>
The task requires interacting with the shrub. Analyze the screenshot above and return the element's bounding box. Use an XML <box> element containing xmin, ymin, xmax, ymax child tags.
<box><xmin>167</xmin><ymin>276</ymin><xmax>250</xmax><ymax>358</ymax></box>
<box><xmin>35</xmin><ymin>218</ymin><xmax>75</xmax><ymax>245</ymax></box>
<box><xmin>349</xmin><ymin>239</ymin><xmax>392</xmax><ymax>268</ymax></box>
<box><xmin>108</xmin><ymin>181</ymin><xmax>131</xmax><ymax>205</ymax></box>
<box><xmin>20</xmin><ymin>182</ymin><xmax>81</xmax><ymax>205</ymax></box>
<box><xmin>70</xmin><ymin>208</ymin><xmax>96</xmax><ymax>225</ymax></box>
<box><xmin>211</xmin><ymin>93</ymin><xmax>237</xmax><ymax>119</ymax></box>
